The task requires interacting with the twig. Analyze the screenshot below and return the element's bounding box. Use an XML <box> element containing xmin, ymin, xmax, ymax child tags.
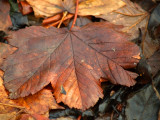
<box><xmin>114</xmin><ymin>11</ymin><xmax>146</xmax><ymax>17</ymax></box>
<box><xmin>152</xmin><ymin>81</ymin><xmax>160</xmax><ymax>100</ymax></box>
<box><xmin>70</xmin><ymin>0</ymin><xmax>79</xmax><ymax>30</ymax></box>
<box><xmin>77</xmin><ymin>115</ymin><xmax>81</xmax><ymax>120</ymax></box>
<box><xmin>43</xmin><ymin>14</ymin><xmax>73</xmax><ymax>28</ymax></box>
<box><xmin>57</xmin><ymin>11</ymin><xmax>68</xmax><ymax>28</ymax></box>
<box><xmin>110</xmin><ymin>111</ymin><xmax>114</xmax><ymax>120</ymax></box>
<box><xmin>42</xmin><ymin>13</ymin><xmax>62</xmax><ymax>25</ymax></box>
<box><xmin>0</xmin><ymin>102</ymin><xmax>25</xmax><ymax>109</ymax></box>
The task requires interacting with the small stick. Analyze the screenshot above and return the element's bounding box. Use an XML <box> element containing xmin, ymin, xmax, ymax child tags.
<box><xmin>57</xmin><ymin>11</ymin><xmax>68</xmax><ymax>28</ymax></box>
<box><xmin>114</xmin><ymin>11</ymin><xmax>146</xmax><ymax>17</ymax></box>
<box><xmin>43</xmin><ymin>14</ymin><xmax>73</xmax><ymax>28</ymax></box>
<box><xmin>110</xmin><ymin>111</ymin><xmax>114</xmax><ymax>120</ymax></box>
<box><xmin>152</xmin><ymin>81</ymin><xmax>160</xmax><ymax>100</ymax></box>
<box><xmin>42</xmin><ymin>13</ymin><xmax>62</xmax><ymax>25</ymax></box>
<box><xmin>70</xmin><ymin>0</ymin><xmax>79</xmax><ymax>30</ymax></box>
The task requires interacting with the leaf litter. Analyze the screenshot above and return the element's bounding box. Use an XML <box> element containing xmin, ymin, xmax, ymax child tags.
<box><xmin>0</xmin><ymin>0</ymin><xmax>160</xmax><ymax>119</ymax></box>
<box><xmin>1</xmin><ymin>22</ymin><xmax>139</xmax><ymax>110</ymax></box>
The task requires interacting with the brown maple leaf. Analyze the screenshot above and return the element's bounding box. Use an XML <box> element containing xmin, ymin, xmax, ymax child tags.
<box><xmin>1</xmin><ymin>22</ymin><xmax>140</xmax><ymax>110</ymax></box>
<box><xmin>26</xmin><ymin>0</ymin><xmax>125</xmax><ymax>18</ymax></box>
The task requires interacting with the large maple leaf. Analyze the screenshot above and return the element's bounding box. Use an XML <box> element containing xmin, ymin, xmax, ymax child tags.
<box><xmin>1</xmin><ymin>22</ymin><xmax>140</xmax><ymax>110</ymax></box>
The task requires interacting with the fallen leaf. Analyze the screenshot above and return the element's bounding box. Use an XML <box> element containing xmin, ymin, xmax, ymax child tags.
<box><xmin>125</xmin><ymin>72</ymin><xmax>160</xmax><ymax>120</ymax></box>
<box><xmin>19</xmin><ymin>114</ymin><xmax>49</xmax><ymax>120</ymax></box>
<box><xmin>18</xmin><ymin>1</ymin><xmax>33</xmax><ymax>15</ymax></box>
<box><xmin>137</xmin><ymin>56</ymin><xmax>152</xmax><ymax>84</ymax></box>
<box><xmin>9</xmin><ymin>0</ymin><xmax>29</xmax><ymax>31</ymax></box>
<box><xmin>14</xmin><ymin>89</ymin><xmax>64</xmax><ymax>114</ymax></box>
<box><xmin>0</xmin><ymin>0</ymin><xmax>12</xmax><ymax>32</ymax></box>
<box><xmin>0</xmin><ymin>112</ymin><xmax>17</xmax><ymax>120</ymax></box>
<box><xmin>0</xmin><ymin>43</ymin><xmax>17</xmax><ymax>67</ymax></box>
<box><xmin>97</xmin><ymin>0</ymin><xmax>158</xmax><ymax>58</ymax></box>
<box><xmin>0</xmin><ymin>70</ymin><xmax>63</xmax><ymax>119</ymax></box>
<box><xmin>77</xmin><ymin>0</ymin><xmax>125</xmax><ymax>16</ymax></box>
<box><xmin>148</xmin><ymin>4</ymin><xmax>160</xmax><ymax>40</ymax></box>
<box><xmin>0</xmin><ymin>70</ymin><xmax>22</xmax><ymax>116</ymax></box>
<box><xmin>97</xmin><ymin>0</ymin><xmax>148</xmax><ymax>40</ymax></box>
<box><xmin>1</xmin><ymin>22</ymin><xmax>140</xmax><ymax>110</ymax></box>
<box><xmin>142</xmin><ymin>31</ymin><xmax>159</xmax><ymax>58</ymax></box>
<box><xmin>147</xmin><ymin>49</ymin><xmax>160</xmax><ymax>77</ymax></box>
<box><xmin>49</xmin><ymin>108</ymin><xmax>79</xmax><ymax>119</ymax></box>
<box><xmin>26</xmin><ymin>0</ymin><xmax>125</xmax><ymax>18</ymax></box>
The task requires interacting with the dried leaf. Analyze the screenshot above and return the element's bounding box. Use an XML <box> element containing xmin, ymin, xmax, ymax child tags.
<box><xmin>26</xmin><ymin>0</ymin><xmax>125</xmax><ymax>18</ymax></box>
<box><xmin>18</xmin><ymin>1</ymin><xmax>33</xmax><ymax>15</ymax></box>
<box><xmin>143</xmin><ymin>31</ymin><xmax>159</xmax><ymax>58</ymax></box>
<box><xmin>0</xmin><ymin>70</ymin><xmax>22</xmax><ymax>115</ymax></box>
<box><xmin>147</xmin><ymin>49</ymin><xmax>160</xmax><ymax>77</ymax></box>
<box><xmin>0</xmin><ymin>0</ymin><xmax>12</xmax><ymax>32</ymax></box>
<box><xmin>0</xmin><ymin>112</ymin><xmax>17</xmax><ymax>120</ymax></box>
<box><xmin>0</xmin><ymin>70</ymin><xmax>62</xmax><ymax>118</ymax></box>
<box><xmin>97</xmin><ymin>0</ymin><xmax>159</xmax><ymax>58</ymax></box>
<box><xmin>1</xmin><ymin>22</ymin><xmax>140</xmax><ymax>110</ymax></box>
<box><xmin>78</xmin><ymin>0</ymin><xmax>125</xmax><ymax>16</ymax></box>
<box><xmin>14</xmin><ymin>89</ymin><xmax>64</xmax><ymax>114</ymax></box>
<box><xmin>97</xmin><ymin>0</ymin><xmax>148</xmax><ymax>40</ymax></box>
<box><xmin>0</xmin><ymin>43</ymin><xmax>17</xmax><ymax>67</ymax></box>
<box><xmin>19</xmin><ymin>114</ymin><xmax>49</xmax><ymax>120</ymax></box>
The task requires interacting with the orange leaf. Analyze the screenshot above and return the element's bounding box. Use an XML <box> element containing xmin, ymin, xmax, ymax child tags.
<box><xmin>0</xmin><ymin>70</ymin><xmax>63</xmax><ymax>118</ymax></box>
<box><xmin>14</xmin><ymin>89</ymin><xmax>64</xmax><ymax>114</ymax></box>
<box><xmin>19</xmin><ymin>114</ymin><xmax>49</xmax><ymax>120</ymax></box>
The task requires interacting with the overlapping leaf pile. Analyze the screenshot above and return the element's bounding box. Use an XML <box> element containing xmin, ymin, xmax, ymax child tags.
<box><xmin>0</xmin><ymin>22</ymin><xmax>140</xmax><ymax>110</ymax></box>
<box><xmin>0</xmin><ymin>0</ymin><xmax>150</xmax><ymax>119</ymax></box>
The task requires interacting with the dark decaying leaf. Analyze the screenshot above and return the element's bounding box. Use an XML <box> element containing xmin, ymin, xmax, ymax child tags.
<box><xmin>147</xmin><ymin>49</ymin><xmax>160</xmax><ymax>77</ymax></box>
<box><xmin>8</xmin><ymin>0</ymin><xmax>29</xmax><ymax>30</ymax></box>
<box><xmin>125</xmin><ymin>71</ymin><xmax>160</xmax><ymax>120</ymax></box>
<box><xmin>68</xmin><ymin>17</ymin><xmax>92</xmax><ymax>29</ymax></box>
<box><xmin>49</xmin><ymin>109</ymin><xmax>80</xmax><ymax>119</ymax></box>
<box><xmin>1</xmin><ymin>22</ymin><xmax>140</xmax><ymax>110</ymax></box>
<box><xmin>148</xmin><ymin>4</ymin><xmax>160</xmax><ymax>40</ymax></box>
<box><xmin>142</xmin><ymin>31</ymin><xmax>159</xmax><ymax>58</ymax></box>
<box><xmin>137</xmin><ymin>55</ymin><xmax>152</xmax><ymax>84</ymax></box>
